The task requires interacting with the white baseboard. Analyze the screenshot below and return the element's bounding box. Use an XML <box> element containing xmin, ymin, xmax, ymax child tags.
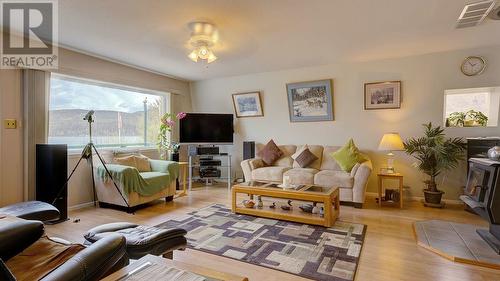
<box><xmin>365</xmin><ymin>192</ymin><xmax>463</xmax><ymax>205</ymax></box>
<box><xmin>68</xmin><ymin>201</ymin><xmax>95</xmax><ymax>211</ymax></box>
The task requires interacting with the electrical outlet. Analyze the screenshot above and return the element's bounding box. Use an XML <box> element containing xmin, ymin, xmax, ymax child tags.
<box><xmin>4</xmin><ymin>119</ymin><xmax>17</xmax><ymax>129</ymax></box>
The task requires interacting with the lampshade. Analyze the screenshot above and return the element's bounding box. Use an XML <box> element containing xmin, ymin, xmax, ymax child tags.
<box><xmin>378</xmin><ymin>133</ymin><xmax>405</xmax><ymax>151</ymax></box>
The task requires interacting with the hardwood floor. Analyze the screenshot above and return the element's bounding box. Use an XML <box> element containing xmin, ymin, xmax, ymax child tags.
<box><xmin>45</xmin><ymin>186</ymin><xmax>500</xmax><ymax>281</ymax></box>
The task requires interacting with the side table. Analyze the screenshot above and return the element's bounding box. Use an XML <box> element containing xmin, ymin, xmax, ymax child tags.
<box><xmin>176</xmin><ymin>161</ymin><xmax>188</xmax><ymax>197</ymax></box>
<box><xmin>377</xmin><ymin>173</ymin><xmax>404</xmax><ymax>208</ymax></box>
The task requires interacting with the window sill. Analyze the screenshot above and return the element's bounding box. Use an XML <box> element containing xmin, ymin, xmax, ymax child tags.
<box><xmin>67</xmin><ymin>146</ymin><xmax>158</xmax><ymax>157</ymax></box>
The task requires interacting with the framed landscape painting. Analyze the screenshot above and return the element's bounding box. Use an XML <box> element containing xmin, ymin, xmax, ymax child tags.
<box><xmin>232</xmin><ymin>91</ymin><xmax>263</xmax><ymax>117</ymax></box>
<box><xmin>364</xmin><ymin>81</ymin><xmax>401</xmax><ymax>110</ymax></box>
<box><xmin>286</xmin><ymin>79</ymin><xmax>334</xmax><ymax>122</ymax></box>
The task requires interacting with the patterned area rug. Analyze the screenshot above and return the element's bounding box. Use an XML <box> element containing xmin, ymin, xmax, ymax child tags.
<box><xmin>156</xmin><ymin>204</ymin><xmax>366</xmax><ymax>281</ymax></box>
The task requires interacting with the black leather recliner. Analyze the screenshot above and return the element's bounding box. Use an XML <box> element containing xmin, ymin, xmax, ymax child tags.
<box><xmin>0</xmin><ymin>219</ymin><xmax>128</xmax><ymax>281</ymax></box>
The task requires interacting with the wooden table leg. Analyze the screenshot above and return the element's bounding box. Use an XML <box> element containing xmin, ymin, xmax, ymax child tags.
<box><xmin>231</xmin><ymin>189</ymin><xmax>237</xmax><ymax>212</ymax></box>
<box><xmin>378</xmin><ymin>176</ymin><xmax>383</xmax><ymax>207</ymax></box>
<box><xmin>324</xmin><ymin>198</ymin><xmax>333</xmax><ymax>227</ymax></box>
<box><xmin>331</xmin><ymin>190</ymin><xmax>339</xmax><ymax>222</ymax></box>
<box><xmin>182</xmin><ymin>165</ymin><xmax>187</xmax><ymax>195</ymax></box>
<box><xmin>399</xmin><ymin>177</ymin><xmax>404</xmax><ymax>209</ymax></box>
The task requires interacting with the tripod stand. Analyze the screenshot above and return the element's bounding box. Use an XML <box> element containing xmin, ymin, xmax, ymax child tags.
<box><xmin>52</xmin><ymin>110</ymin><xmax>131</xmax><ymax>211</ymax></box>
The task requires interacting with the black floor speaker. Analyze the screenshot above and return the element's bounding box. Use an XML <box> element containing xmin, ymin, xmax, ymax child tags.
<box><xmin>36</xmin><ymin>144</ymin><xmax>68</xmax><ymax>221</ymax></box>
<box><xmin>243</xmin><ymin>141</ymin><xmax>255</xmax><ymax>160</ymax></box>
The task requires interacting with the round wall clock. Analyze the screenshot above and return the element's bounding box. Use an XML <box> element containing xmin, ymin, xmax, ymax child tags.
<box><xmin>461</xmin><ymin>56</ymin><xmax>486</xmax><ymax>76</ymax></box>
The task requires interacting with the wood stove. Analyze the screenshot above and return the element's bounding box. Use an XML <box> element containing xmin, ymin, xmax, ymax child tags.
<box><xmin>460</xmin><ymin>158</ymin><xmax>500</xmax><ymax>253</ymax></box>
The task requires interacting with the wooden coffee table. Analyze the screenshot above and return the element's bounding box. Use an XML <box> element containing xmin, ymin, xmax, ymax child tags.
<box><xmin>232</xmin><ymin>181</ymin><xmax>339</xmax><ymax>227</ymax></box>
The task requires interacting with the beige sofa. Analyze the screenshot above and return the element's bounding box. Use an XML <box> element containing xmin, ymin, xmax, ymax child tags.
<box><xmin>241</xmin><ymin>144</ymin><xmax>372</xmax><ymax>208</ymax></box>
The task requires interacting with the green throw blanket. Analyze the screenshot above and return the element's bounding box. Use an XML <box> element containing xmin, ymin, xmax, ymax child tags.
<box><xmin>96</xmin><ymin>160</ymin><xmax>179</xmax><ymax>197</ymax></box>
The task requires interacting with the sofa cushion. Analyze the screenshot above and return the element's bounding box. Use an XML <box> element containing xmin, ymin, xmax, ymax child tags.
<box><xmin>114</xmin><ymin>155</ymin><xmax>136</xmax><ymax>168</ymax></box>
<box><xmin>134</xmin><ymin>155</ymin><xmax>152</xmax><ymax>172</ymax></box>
<box><xmin>314</xmin><ymin>170</ymin><xmax>354</xmax><ymax>188</ymax></box>
<box><xmin>256</xmin><ymin>144</ymin><xmax>297</xmax><ymax>167</ymax></box>
<box><xmin>139</xmin><ymin>172</ymin><xmax>171</xmax><ymax>191</ymax></box>
<box><xmin>257</xmin><ymin>140</ymin><xmax>283</xmax><ymax>165</ymax></box>
<box><xmin>292</xmin><ymin>145</ymin><xmax>323</xmax><ymax>169</ymax></box>
<box><xmin>292</xmin><ymin>147</ymin><xmax>318</xmax><ymax>168</ymax></box>
<box><xmin>330</xmin><ymin>139</ymin><xmax>367</xmax><ymax>172</ymax></box>
<box><xmin>252</xmin><ymin>166</ymin><xmax>291</xmax><ymax>182</ymax></box>
<box><xmin>283</xmin><ymin>168</ymin><xmax>318</xmax><ymax>185</ymax></box>
<box><xmin>249</xmin><ymin>159</ymin><xmax>264</xmax><ymax>170</ymax></box>
<box><xmin>320</xmin><ymin>146</ymin><xmax>342</xmax><ymax>170</ymax></box>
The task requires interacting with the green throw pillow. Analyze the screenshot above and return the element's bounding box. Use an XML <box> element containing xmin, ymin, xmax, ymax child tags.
<box><xmin>330</xmin><ymin>139</ymin><xmax>367</xmax><ymax>172</ymax></box>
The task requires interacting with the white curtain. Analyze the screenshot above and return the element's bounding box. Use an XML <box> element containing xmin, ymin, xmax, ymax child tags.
<box><xmin>23</xmin><ymin>69</ymin><xmax>50</xmax><ymax>200</ymax></box>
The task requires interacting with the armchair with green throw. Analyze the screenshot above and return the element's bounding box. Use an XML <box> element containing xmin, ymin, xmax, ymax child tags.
<box><xmin>94</xmin><ymin>158</ymin><xmax>179</xmax><ymax>211</ymax></box>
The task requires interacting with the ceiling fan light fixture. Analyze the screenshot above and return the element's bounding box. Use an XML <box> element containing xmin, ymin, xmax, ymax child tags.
<box><xmin>187</xmin><ymin>21</ymin><xmax>218</xmax><ymax>63</ymax></box>
<box><xmin>207</xmin><ymin>51</ymin><xmax>217</xmax><ymax>63</ymax></box>
<box><xmin>198</xmin><ymin>45</ymin><xmax>210</xmax><ymax>59</ymax></box>
<box><xmin>188</xmin><ymin>50</ymin><xmax>198</xmax><ymax>62</ymax></box>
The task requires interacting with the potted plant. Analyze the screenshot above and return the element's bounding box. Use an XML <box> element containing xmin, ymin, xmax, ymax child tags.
<box><xmin>465</xmin><ymin>110</ymin><xmax>488</xmax><ymax>127</ymax></box>
<box><xmin>446</xmin><ymin>112</ymin><xmax>466</xmax><ymax>127</ymax></box>
<box><xmin>404</xmin><ymin>123</ymin><xmax>466</xmax><ymax>206</ymax></box>
<box><xmin>157</xmin><ymin>112</ymin><xmax>186</xmax><ymax>160</ymax></box>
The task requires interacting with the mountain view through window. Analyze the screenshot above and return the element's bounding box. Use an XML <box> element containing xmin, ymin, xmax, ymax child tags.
<box><xmin>48</xmin><ymin>75</ymin><xmax>167</xmax><ymax>148</ymax></box>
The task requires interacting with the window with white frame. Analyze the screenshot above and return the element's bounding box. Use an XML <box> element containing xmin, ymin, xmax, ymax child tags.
<box><xmin>444</xmin><ymin>87</ymin><xmax>499</xmax><ymax>127</ymax></box>
<box><xmin>48</xmin><ymin>74</ymin><xmax>169</xmax><ymax>149</ymax></box>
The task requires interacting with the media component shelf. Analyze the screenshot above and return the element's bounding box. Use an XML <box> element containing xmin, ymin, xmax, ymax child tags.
<box><xmin>188</xmin><ymin>153</ymin><xmax>232</xmax><ymax>191</ymax></box>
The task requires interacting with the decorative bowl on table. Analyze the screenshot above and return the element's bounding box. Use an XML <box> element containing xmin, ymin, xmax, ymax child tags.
<box><xmin>242</xmin><ymin>200</ymin><xmax>255</xmax><ymax>208</ymax></box>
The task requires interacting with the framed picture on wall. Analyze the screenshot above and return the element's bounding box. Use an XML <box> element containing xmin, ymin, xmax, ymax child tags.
<box><xmin>286</xmin><ymin>79</ymin><xmax>334</xmax><ymax>122</ymax></box>
<box><xmin>364</xmin><ymin>81</ymin><xmax>401</xmax><ymax>110</ymax></box>
<box><xmin>232</xmin><ymin>91</ymin><xmax>264</xmax><ymax>117</ymax></box>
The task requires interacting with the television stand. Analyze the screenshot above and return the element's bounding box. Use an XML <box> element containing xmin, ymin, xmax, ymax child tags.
<box><xmin>188</xmin><ymin>146</ymin><xmax>231</xmax><ymax>192</ymax></box>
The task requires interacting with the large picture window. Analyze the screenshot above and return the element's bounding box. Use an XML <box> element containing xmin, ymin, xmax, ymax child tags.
<box><xmin>48</xmin><ymin>74</ymin><xmax>169</xmax><ymax>149</ymax></box>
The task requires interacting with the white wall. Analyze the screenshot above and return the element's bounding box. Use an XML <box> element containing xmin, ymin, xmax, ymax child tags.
<box><xmin>190</xmin><ymin>45</ymin><xmax>500</xmax><ymax>200</ymax></box>
<box><xmin>0</xmin><ymin>70</ymin><xmax>23</xmax><ymax>206</ymax></box>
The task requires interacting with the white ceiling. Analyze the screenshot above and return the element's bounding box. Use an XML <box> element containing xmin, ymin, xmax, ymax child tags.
<box><xmin>58</xmin><ymin>0</ymin><xmax>500</xmax><ymax>81</ymax></box>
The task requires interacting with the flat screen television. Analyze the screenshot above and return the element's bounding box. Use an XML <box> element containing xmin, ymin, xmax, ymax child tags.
<box><xmin>179</xmin><ymin>113</ymin><xmax>234</xmax><ymax>144</ymax></box>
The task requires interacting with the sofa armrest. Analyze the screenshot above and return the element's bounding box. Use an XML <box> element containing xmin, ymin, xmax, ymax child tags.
<box><xmin>96</xmin><ymin>164</ymin><xmax>140</xmax><ymax>183</ymax></box>
<box><xmin>241</xmin><ymin>158</ymin><xmax>263</xmax><ymax>181</ymax></box>
<box><xmin>0</xmin><ymin>220</ymin><xmax>44</xmax><ymax>261</ymax></box>
<box><xmin>352</xmin><ymin>160</ymin><xmax>373</xmax><ymax>204</ymax></box>
<box><xmin>149</xmin><ymin>160</ymin><xmax>179</xmax><ymax>180</ymax></box>
<box><xmin>41</xmin><ymin>234</ymin><xmax>127</xmax><ymax>281</ymax></box>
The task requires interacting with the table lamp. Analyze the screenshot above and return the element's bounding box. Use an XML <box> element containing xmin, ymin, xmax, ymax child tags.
<box><xmin>378</xmin><ymin>132</ymin><xmax>405</xmax><ymax>173</ymax></box>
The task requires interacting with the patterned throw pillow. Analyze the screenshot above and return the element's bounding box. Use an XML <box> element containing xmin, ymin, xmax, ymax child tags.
<box><xmin>330</xmin><ymin>139</ymin><xmax>367</xmax><ymax>172</ymax></box>
<box><xmin>257</xmin><ymin>139</ymin><xmax>283</xmax><ymax>165</ymax></box>
<box><xmin>113</xmin><ymin>154</ymin><xmax>151</xmax><ymax>172</ymax></box>
<box><xmin>134</xmin><ymin>155</ymin><xmax>151</xmax><ymax>172</ymax></box>
<box><xmin>294</xmin><ymin>147</ymin><xmax>318</xmax><ymax>168</ymax></box>
<box><xmin>113</xmin><ymin>155</ymin><xmax>136</xmax><ymax>168</ymax></box>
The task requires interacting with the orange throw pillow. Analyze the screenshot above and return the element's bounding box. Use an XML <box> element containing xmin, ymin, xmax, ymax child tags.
<box><xmin>134</xmin><ymin>155</ymin><xmax>151</xmax><ymax>172</ymax></box>
<box><xmin>113</xmin><ymin>155</ymin><xmax>136</xmax><ymax>168</ymax></box>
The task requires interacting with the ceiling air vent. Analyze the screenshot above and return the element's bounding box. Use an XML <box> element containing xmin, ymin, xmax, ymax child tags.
<box><xmin>456</xmin><ymin>0</ymin><xmax>496</xmax><ymax>28</ymax></box>
<box><xmin>488</xmin><ymin>5</ymin><xmax>500</xmax><ymax>20</ymax></box>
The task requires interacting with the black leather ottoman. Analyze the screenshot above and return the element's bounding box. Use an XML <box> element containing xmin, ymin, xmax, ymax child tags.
<box><xmin>84</xmin><ymin>222</ymin><xmax>187</xmax><ymax>259</ymax></box>
<box><xmin>0</xmin><ymin>201</ymin><xmax>60</xmax><ymax>222</ymax></box>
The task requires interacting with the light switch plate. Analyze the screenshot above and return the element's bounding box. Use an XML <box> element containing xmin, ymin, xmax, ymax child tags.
<box><xmin>4</xmin><ymin>119</ymin><xmax>17</xmax><ymax>129</ymax></box>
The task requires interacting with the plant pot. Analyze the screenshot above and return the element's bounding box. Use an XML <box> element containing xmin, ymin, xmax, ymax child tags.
<box><xmin>423</xmin><ymin>189</ymin><xmax>444</xmax><ymax>205</ymax></box>
<box><xmin>169</xmin><ymin>152</ymin><xmax>179</xmax><ymax>162</ymax></box>
<box><xmin>464</xmin><ymin>120</ymin><xmax>476</xmax><ymax>127</ymax></box>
